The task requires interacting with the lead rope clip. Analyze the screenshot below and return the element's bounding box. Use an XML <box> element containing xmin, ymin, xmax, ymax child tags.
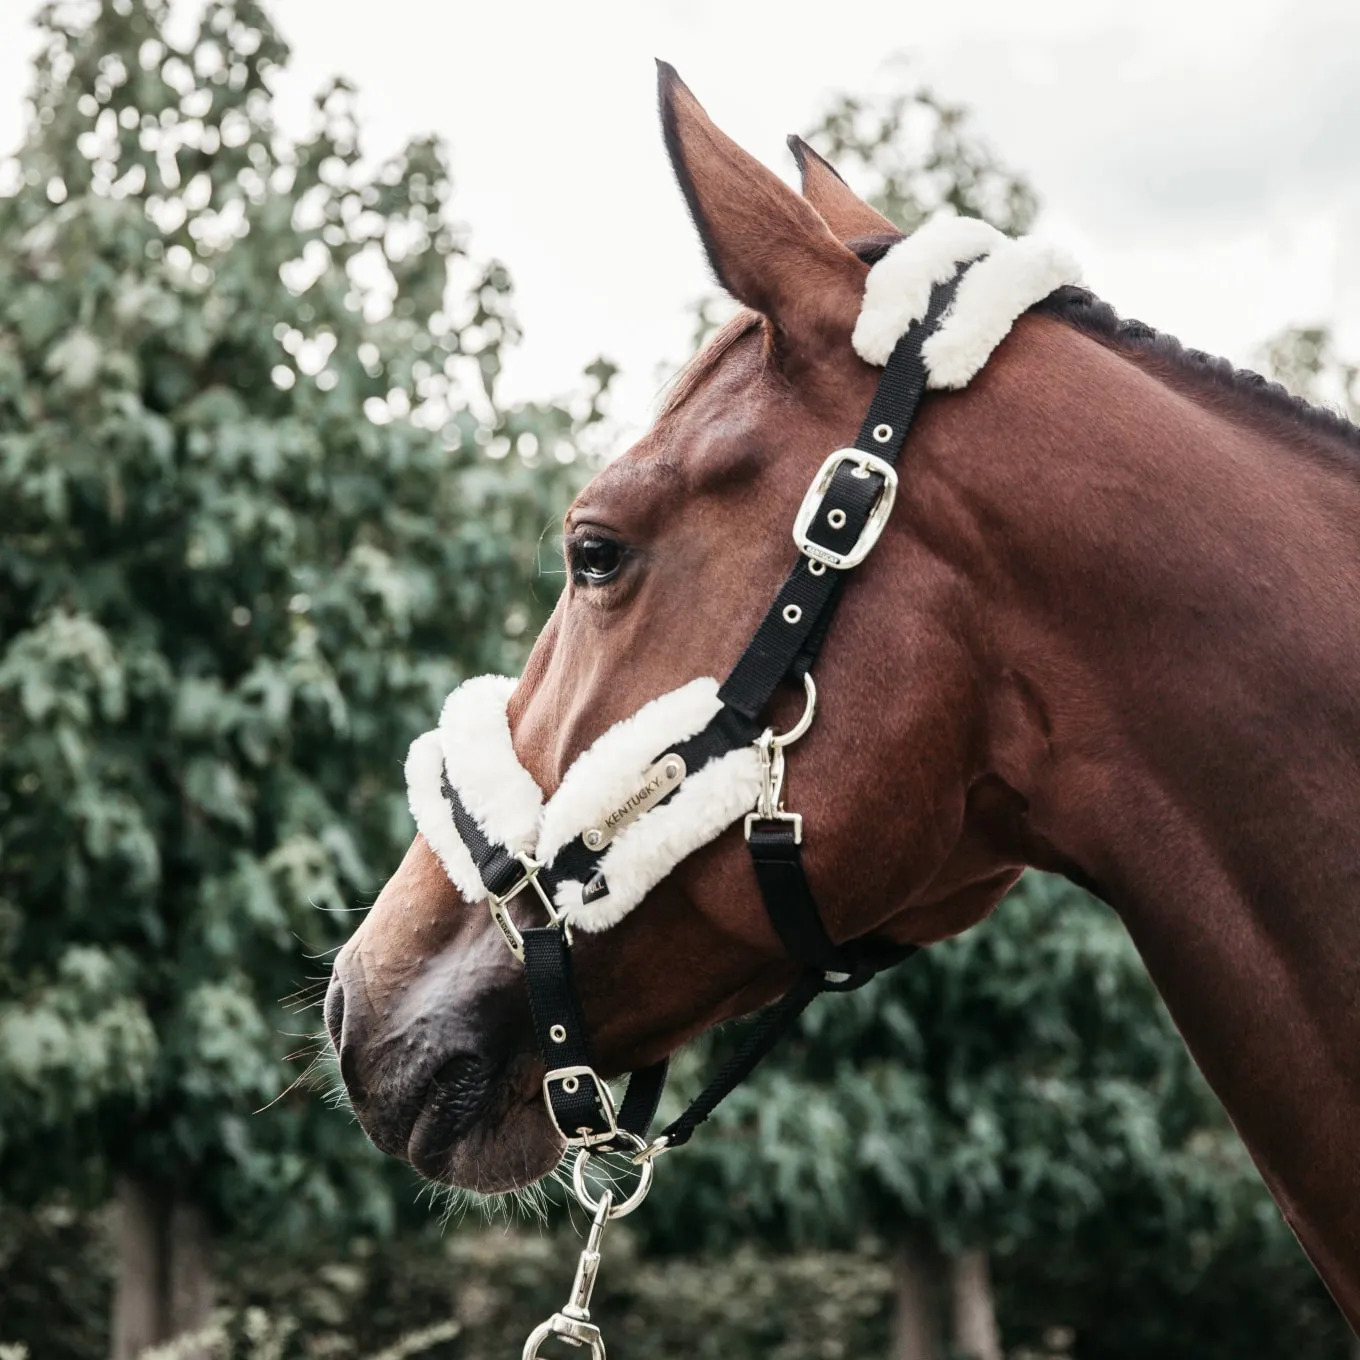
<box><xmin>521</xmin><ymin>1137</ymin><xmax>656</xmax><ymax>1359</ymax></box>
<box><xmin>521</xmin><ymin>1188</ymin><xmax>612</xmax><ymax>1360</ymax></box>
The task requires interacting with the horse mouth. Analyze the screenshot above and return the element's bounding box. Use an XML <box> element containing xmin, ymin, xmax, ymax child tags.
<box><xmin>404</xmin><ymin>1053</ymin><xmax>497</xmax><ymax>1176</ymax></box>
<box><xmin>397</xmin><ymin>1052</ymin><xmax>562</xmax><ymax>1191</ymax></box>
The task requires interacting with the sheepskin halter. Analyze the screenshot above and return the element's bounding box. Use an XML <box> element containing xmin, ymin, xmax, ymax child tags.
<box><xmin>404</xmin><ymin>216</ymin><xmax>1080</xmax><ymax>1160</ymax></box>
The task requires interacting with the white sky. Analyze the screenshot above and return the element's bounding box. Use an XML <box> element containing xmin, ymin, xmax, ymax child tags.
<box><xmin>2</xmin><ymin>0</ymin><xmax>1359</xmax><ymax>438</ymax></box>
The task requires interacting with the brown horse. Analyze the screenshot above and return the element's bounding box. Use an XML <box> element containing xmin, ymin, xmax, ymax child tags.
<box><xmin>326</xmin><ymin>66</ymin><xmax>1360</xmax><ymax>1327</ymax></box>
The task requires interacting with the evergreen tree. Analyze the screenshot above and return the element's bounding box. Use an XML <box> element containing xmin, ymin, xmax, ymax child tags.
<box><xmin>0</xmin><ymin>2</ymin><xmax>594</xmax><ymax>1353</ymax></box>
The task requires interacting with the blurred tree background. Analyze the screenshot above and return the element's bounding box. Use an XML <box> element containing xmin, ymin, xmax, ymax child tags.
<box><xmin>0</xmin><ymin>4</ymin><xmax>1355</xmax><ymax>1360</ymax></box>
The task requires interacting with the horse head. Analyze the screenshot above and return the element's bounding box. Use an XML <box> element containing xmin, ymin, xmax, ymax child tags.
<box><xmin>325</xmin><ymin>66</ymin><xmax>1049</xmax><ymax>1193</ymax></box>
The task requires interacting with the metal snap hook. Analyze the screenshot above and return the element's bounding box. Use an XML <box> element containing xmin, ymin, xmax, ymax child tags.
<box><xmin>522</xmin><ymin>1189</ymin><xmax>614</xmax><ymax>1360</ymax></box>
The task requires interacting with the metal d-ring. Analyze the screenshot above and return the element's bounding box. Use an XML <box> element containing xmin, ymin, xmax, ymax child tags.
<box><xmin>573</xmin><ymin>1132</ymin><xmax>656</xmax><ymax>1219</ymax></box>
<box><xmin>771</xmin><ymin>673</ymin><xmax>817</xmax><ymax>750</ymax></box>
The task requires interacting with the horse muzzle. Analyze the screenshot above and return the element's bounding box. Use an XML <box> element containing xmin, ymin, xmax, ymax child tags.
<box><xmin>325</xmin><ymin>911</ymin><xmax>562</xmax><ymax>1191</ymax></box>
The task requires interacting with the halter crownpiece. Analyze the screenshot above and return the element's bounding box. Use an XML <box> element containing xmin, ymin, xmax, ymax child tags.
<box><xmin>401</xmin><ymin>215</ymin><xmax>1081</xmax><ymax>1359</ymax></box>
<box><xmin>852</xmin><ymin>214</ymin><xmax>1079</xmax><ymax>380</ymax></box>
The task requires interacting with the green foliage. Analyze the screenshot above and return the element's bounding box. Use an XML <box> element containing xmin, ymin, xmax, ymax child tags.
<box><xmin>0</xmin><ymin>1199</ymin><xmax>896</xmax><ymax>1360</ymax></box>
<box><xmin>0</xmin><ymin>0</ymin><xmax>592</xmax><ymax>1238</ymax></box>
<box><xmin>1260</xmin><ymin>324</ymin><xmax>1360</xmax><ymax>421</ymax></box>
<box><xmin>6</xmin><ymin>1191</ymin><xmax>1344</xmax><ymax>1360</ymax></box>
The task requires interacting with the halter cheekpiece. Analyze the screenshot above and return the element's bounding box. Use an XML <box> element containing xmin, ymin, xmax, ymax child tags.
<box><xmin>401</xmin><ymin>215</ymin><xmax>1080</xmax><ymax>1358</ymax></box>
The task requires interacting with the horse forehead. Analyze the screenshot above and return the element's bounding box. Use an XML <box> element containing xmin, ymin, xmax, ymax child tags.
<box><xmin>577</xmin><ymin>367</ymin><xmax>788</xmax><ymax>519</ymax></box>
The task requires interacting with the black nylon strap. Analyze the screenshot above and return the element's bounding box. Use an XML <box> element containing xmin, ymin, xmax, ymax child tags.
<box><xmin>658</xmin><ymin>969</ymin><xmax>825</xmax><ymax>1149</ymax></box>
<box><xmin>746</xmin><ymin>819</ymin><xmax>919</xmax><ymax>987</ymax></box>
<box><xmin>441</xmin><ymin>773</ymin><xmax>524</xmax><ymax>898</ymax></box>
<box><xmin>745</xmin><ymin>821</ymin><xmax>848</xmax><ymax>973</ymax></box>
<box><xmin>522</xmin><ymin>927</ymin><xmax>610</xmax><ymax>1138</ymax></box>
<box><xmin>717</xmin><ymin>271</ymin><xmax>966</xmax><ymax>721</ymax></box>
<box><xmin>523</xmin><ymin>925</ymin><xmax>667</xmax><ymax>1146</ymax></box>
<box><xmin>614</xmin><ymin>1058</ymin><xmax>669</xmax><ymax>1140</ymax></box>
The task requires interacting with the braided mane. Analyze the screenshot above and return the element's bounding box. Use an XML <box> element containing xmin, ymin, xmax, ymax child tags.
<box><xmin>1033</xmin><ymin>284</ymin><xmax>1360</xmax><ymax>456</ymax></box>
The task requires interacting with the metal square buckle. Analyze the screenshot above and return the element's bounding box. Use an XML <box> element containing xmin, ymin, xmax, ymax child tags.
<box><xmin>487</xmin><ymin>853</ymin><xmax>572</xmax><ymax>963</ymax></box>
<box><xmin>542</xmin><ymin>1064</ymin><xmax>620</xmax><ymax>1147</ymax></box>
<box><xmin>792</xmin><ymin>449</ymin><xmax>899</xmax><ymax>570</ymax></box>
<box><xmin>743</xmin><ymin>811</ymin><xmax>804</xmax><ymax>844</ymax></box>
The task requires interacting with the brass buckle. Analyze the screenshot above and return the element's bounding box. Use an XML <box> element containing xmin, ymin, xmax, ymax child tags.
<box><xmin>487</xmin><ymin>853</ymin><xmax>572</xmax><ymax>963</ymax></box>
<box><xmin>792</xmin><ymin>449</ymin><xmax>899</xmax><ymax>569</ymax></box>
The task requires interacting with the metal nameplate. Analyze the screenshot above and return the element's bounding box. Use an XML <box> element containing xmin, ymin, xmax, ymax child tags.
<box><xmin>580</xmin><ymin>754</ymin><xmax>686</xmax><ymax>851</ymax></box>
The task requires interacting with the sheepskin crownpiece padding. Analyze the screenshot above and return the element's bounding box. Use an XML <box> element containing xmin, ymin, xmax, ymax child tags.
<box><xmin>852</xmin><ymin>213</ymin><xmax>1081</xmax><ymax>388</ymax></box>
<box><xmin>405</xmin><ymin>674</ymin><xmax>761</xmax><ymax>931</ymax></box>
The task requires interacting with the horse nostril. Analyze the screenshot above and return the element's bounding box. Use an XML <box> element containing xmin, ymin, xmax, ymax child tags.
<box><xmin>338</xmin><ymin>1039</ymin><xmax>368</xmax><ymax>1105</ymax></box>
<box><xmin>324</xmin><ymin>974</ymin><xmax>346</xmax><ymax>1052</ymax></box>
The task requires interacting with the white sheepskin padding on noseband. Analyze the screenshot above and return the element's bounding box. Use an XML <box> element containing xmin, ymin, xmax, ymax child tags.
<box><xmin>436</xmin><ymin>675</ymin><xmax>543</xmax><ymax>855</ymax></box>
<box><xmin>852</xmin><ymin>213</ymin><xmax>1081</xmax><ymax>389</ymax></box>
<box><xmin>551</xmin><ymin>746</ymin><xmax>763</xmax><ymax>933</ymax></box>
<box><xmin>536</xmin><ymin>677</ymin><xmax>723</xmax><ymax>865</ymax></box>
<box><xmin>406</xmin><ymin>729</ymin><xmax>491</xmax><ymax>903</ymax></box>
<box><xmin>405</xmin><ymin>674</ymin><xmax>544</xmax><ymax>902</ymax></box>
<box><xmin>406</xmin><ymin>674</ymin><xmax>759</xmax><ymax>932</ymax></box>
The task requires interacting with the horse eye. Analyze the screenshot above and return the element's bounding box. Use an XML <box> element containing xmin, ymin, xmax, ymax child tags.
<box><xmin>571</xmin><ymin>536</ymin><xmax>625</xmax><ymax>586</ymax></box>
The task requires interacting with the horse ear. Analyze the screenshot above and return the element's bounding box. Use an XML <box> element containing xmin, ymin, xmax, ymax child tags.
<box><xmin>657</xmin><ymin>62</ymin><xmax>865</xmax><ymax>348</ymax></box>
<box><xmin>786</xmin><ymin>135</ymin><xmax>899</xmax><ymax>243</ymax></box>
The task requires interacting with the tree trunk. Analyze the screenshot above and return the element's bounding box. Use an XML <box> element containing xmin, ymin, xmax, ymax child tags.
<box><xmin>109</xmin><ymin>1177</ymin><xmax>215</xmax><ymax>1360</ymax></box>
<box><xmin>166</xmin><ymin>1199</ymin><xmax>216</xmax><ymax>1356</ymax></box>
<box><xmin>950</xmin><ymin>1248</ymin><xmax>1002</xmax><ymax>1360</ymax></box>
<box><xmin>111</xmin><ymin>1178</ymin><xmax>163</xmax><ymax>1360</ymax></box>
<box><xmin>891</xmin><ymin>1233</ymin><xmax>943</xmax><ymax>1360</ymax></box>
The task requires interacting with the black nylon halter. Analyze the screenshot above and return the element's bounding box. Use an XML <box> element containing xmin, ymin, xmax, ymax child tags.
<box><xmin>441</xmin><ymin>269</ymin><xmax>967</xmax><ymax>1156</ymax></box>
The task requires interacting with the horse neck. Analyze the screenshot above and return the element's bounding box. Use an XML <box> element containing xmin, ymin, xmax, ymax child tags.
<box><xmin>920</xmin><ymin>314</ymin><xmax>1360</xmax><ymax>1323</ymax></box>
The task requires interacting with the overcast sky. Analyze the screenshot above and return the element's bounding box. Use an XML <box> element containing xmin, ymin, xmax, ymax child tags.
<box><xmin>1</xmin><ymin>0</ymin><xmax>1358</xmax><ymax>436</ymax></box>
